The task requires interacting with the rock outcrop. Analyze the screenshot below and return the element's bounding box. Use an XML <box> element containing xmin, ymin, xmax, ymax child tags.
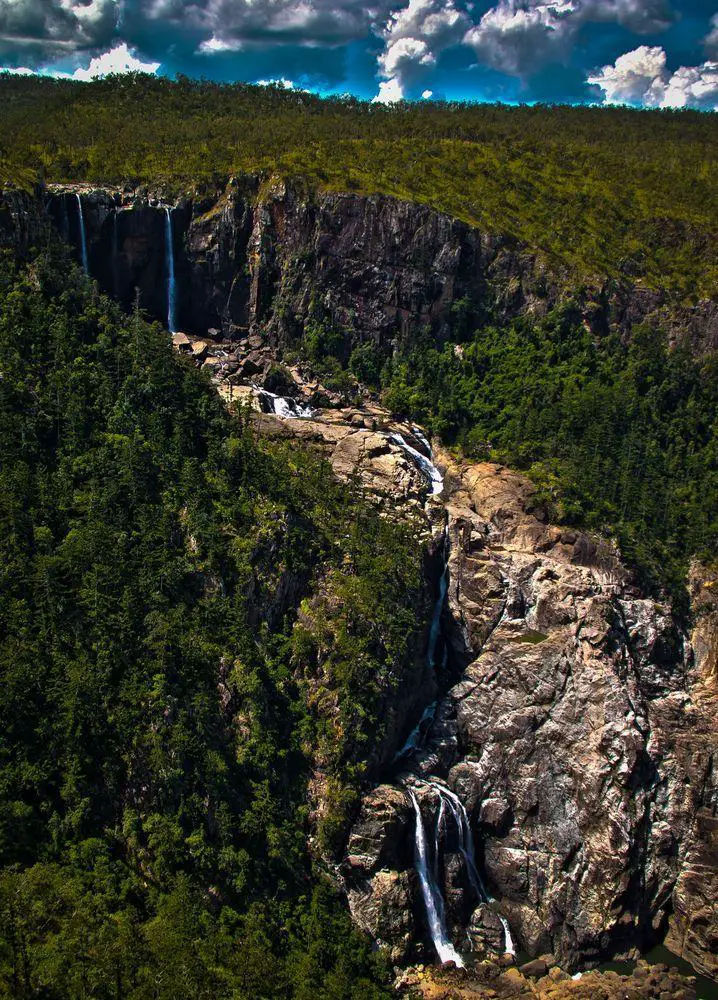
<box><xmin>342</xmin><ymin>454</ymin><xmax>718</xmax><ymax>979</ymax></box>
<box><xmin>396</xmin><ymin>957</ymin><xmax>700</xmax><ymax>1000</ymax></box>
<box><xmin>2</xmin><ymin>181</ymin><xmax>716</xmax><ymax>356</ymax></box>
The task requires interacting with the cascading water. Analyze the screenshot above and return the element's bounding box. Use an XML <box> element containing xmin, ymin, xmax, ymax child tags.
<box><xmin>76</xmin><ymin>194</ymin><xmax>89</xmax><ymax>274</ymax></box>
<box><xmin>408</xmin><ymin>789</ymin><xmax>465</xmax><ymax>968</ymax></box>
<box><xmin>426</xmin><ymin>780</ymin><xmax>516</xmax><ymax>957</ymax></box>
<box><xmin>389</xmin><ymin>431</ymin><xmax>444</xmax><ymax>496</ymax></box>
<box><xmin>255</xmin><ymin>387</ymin><xmax>315</xmax><ymax>419</ymax></box>
<box><xmin>164</xmin><ymin>207</ymin><xmax>177</xmax><ymax>333</ymax></box>
<box><xmin>427</xmin><ymin>532</ymin><xmax>449</xmax><ymax>670</ymax></box>
<box><xmin>394</xmin><ymin>701</ymin><xmax>437</xmax><ymax>763</ymax></box>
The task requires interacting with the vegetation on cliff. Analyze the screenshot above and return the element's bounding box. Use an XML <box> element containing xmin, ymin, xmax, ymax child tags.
<box><xmin>0</xmin><ymin>248</ymin><xmax>425</xmax><ymax>997</ymax></box>
<box><xmin>0</xmin><ymin>74</ymin><xmax>716</xmax><ymax>297</ymax></box>
<box><xmin>375</xmin><ymin>308</ymin><xmax>718</xmax><ymax>602</ymax></box>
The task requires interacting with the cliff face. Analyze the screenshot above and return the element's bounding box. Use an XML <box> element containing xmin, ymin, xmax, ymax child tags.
<box><xmin>2</xmin><ymin>180</ymin><xmax>716</xmax><ymax>355</ymax></box>
<box><xmin>343</xmin><ymin>455</ymin><xmax>718</xmax><ymax>978</ymax></box>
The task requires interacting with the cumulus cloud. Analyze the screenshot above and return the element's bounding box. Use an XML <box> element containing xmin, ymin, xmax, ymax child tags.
<box><xmin>70</xmin><ymin>41</ymin><xmax>159</xmax><ymax>78</ymax></box>
<box><xmin>374</xmin><ymin>0</ymin><xmax>469</xmax><ymax>101</ymax></box>
<box><xmin>0</xmin><ymin>39</ymin><xmax>158</xmax><ymax>78</ymax></box>
<box><xmin>0</xmin><ymin>0</ymin><xmax>119</xmax><ymax>64</ymax></box>
<box><xmin>463</xmin><ymin>0</ymin><xmax>673</xmax><ymax>78</ymax></box>
<box><xmin>588</xmin><ymin>44</ymin><xmax>718</xmax><ymax>109</ymax></box>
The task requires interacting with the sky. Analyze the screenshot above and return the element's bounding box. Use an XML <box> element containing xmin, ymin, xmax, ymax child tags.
<box><xmin>0</xmin><ymin>0</ymin><xmax>716</xmax><ymax>108</ymax></box>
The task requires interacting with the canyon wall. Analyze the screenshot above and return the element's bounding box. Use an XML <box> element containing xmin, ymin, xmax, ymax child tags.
<box><xmin>343</xmin><ymin>455</ymin><xmax>718</xmax><ymax>978</ymax></box>
<box><xmin>1</xmin><ymin>180</ymin><xmax>716</xmax><ymax>980</ymax></box>
<box><xmin>1</xmin><ymin>180</ymin><xmax>716</xmax><ymax>356</ymax></box>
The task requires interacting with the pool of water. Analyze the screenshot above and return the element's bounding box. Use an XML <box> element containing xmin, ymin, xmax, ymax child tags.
<box><xmin>598</xmin><ymin>946</ymin><xmax>718</xmax><ymax>1000</ymax></box>
<box><xmin>483</xmin><ymin>945</ymin><xmax>718</xmax><ymax>999</ymax></box>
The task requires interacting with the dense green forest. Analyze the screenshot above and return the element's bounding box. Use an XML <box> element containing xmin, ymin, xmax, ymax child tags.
<box><xmin>0</xmin><ymin>74</ymin><xmax>716</xmax><ymax>296</ymax></box>
<box><xmin>0</xmin><ymin>248</ymin><xmax>428</xmax><ymax>998</ymax></box>
<box><xmin>349</xmin><ymin>309</ymin><xmax>716</xmax><ymax>603</ymax></box>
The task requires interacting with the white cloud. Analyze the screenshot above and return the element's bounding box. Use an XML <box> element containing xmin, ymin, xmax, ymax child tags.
<box><xmin>70</xmin><ymin>42</ymin><xmax>160</xmax><ymax>79</ymax></box>
<box><xmin>464</xmin><ymin>1</ymin><xmax>575</xmax><ymax>76</ymax></box>
<box><xmin>463</xmin><ymin>0</ymin><xmax>673</xmax><ymax>78</ymax></box>
<box><xmin>1</xmin><ymin>40</ymin><xmax>158</xmax><ymax>80</ymax></box>
<box><xmin>372</xmin><ymin>76</ymin><xmax>405</xmax><ymax>102</ymax></box>
<box><xmin>588</xmin><ymin>45</ymin><xmax>718</xmax><ymax>109</ymax></box>
<box><xmin>255</xmin><ymin>77</ymin><xmax>296</xmax><ymax>87</ymax></box>
<box><xmin>422</xmin><ymin>87</ymin><xmax>433</xmax><ymax>97</ymax></box>
<box><xmin>374</xmin><ymin>0</ymin><xmax>469</xmax><ymax>100</ymax></box>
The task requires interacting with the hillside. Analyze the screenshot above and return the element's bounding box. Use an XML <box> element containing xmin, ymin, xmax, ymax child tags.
<box><xmin>0</xmin><ymin>82</ymin><xmax>716</xmax><ymax>999</ymax></box>
<box><xmin>0</xmin><ymin>74</ymin><xmax>717</xmax><ymax>297</ymax></box>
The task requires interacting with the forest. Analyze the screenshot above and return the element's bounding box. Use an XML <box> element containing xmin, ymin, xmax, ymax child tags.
<box><xmin>0</xmin><ymin>247</ymin><xmax>427</xmax><ymax>998</ymax></box>
<box><xmin>0</xmin><ymin>73</ymin><xmax>716</xmax><ymax>297</ymax></box>
<box><xmin>372</xmin><ymin>309</ymin><xmax>718</xmax><ymax>604</ymax></box>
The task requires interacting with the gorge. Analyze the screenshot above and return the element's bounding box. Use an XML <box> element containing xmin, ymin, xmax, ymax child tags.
<box><xmin>0</xmin><ymin>177</ymin><xmax>716</xmax><ymax>1000</ymax></box>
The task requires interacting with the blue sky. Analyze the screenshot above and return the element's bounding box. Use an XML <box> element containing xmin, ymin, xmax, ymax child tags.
<box><xmin>0</xmin><ymin>0</ymin><xmax>716</xmax><ymax>107</ymax></box>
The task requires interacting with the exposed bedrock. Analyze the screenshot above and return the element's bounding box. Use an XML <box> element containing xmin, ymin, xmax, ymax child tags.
<box><xmin>343</xmin><ymin>457</ymin><xmax>718</xmax><ymax>977</ymax></box>
<box><xmin>1</xmin><ymin>180</ymin><xmax>716</xmax><ymax>354</ymax></box>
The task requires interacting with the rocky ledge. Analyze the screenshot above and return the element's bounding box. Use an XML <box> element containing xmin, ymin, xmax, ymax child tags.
<box><xmin>396</xmin><ymin>957</ymin><xmax>700</xmax><ymax>1000</ymax></box>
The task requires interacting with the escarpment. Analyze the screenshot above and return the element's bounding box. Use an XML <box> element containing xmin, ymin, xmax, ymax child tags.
<box><xmin>1</xmin><ymin>179</ymin><xmax>716</xmax><ymax>356</ymax></box>
<box><xmin>1</xmin><ymin>178</ymin><xmax>716</xmax><ymax>990</ymax></box>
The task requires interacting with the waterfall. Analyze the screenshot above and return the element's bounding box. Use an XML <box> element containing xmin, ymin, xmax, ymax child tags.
<box><xmin>394</xmin><ymin>701</ymin><xmax>437</xmax><ymax>763</ymax></box>
<box><xmin>256</xmin><ymin>387</ymin><xmax>315</xmax><ymax>419</ymax></box>
<box><xmin>164</xmin><ymin>207</ymin><xmax>177</xmax><ymax>333</ymax></box>
<box><xmin>428</xmin><ymin>780</ymin><xmax>516</xmax><ymax>957</ymax></box>
<box><xmin>408</xmin><ymin>789</ymin><xmax>465</xmax><ymax>968</ymax></box>
<box><xmin>389</xmin><ymin>432</ymin><xmax>444</xmax><ymax>496</ymax></box>
<box><xmin>427</xmin><ymin>533</ymin><xmax>449</xmax><ymax>670</ymax></box>
<box><xmin>76</xmin><ymin>194</ymin><xmax>89</xmax><ymax>274</ymax></box>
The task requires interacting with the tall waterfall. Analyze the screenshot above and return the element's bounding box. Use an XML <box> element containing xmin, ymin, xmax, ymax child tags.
<box><xmin>408</xmin><ymin>789</ymin><xmax>465</xmax><ymax>968</ymax></box>
<box><xmin>427</xmin><ymin>533</ymin><xmax>449</xmax><ymax>670</ymax></box>
<box><xmin>76</xmin><ymin>194</ymin><xmax>89</xmax><ymax>274</ymax></box>
<box><xmin>420</xmin><ymin>781</ymin><xmax>516</xmax><ymax>959</ymax></box>
<box><xmin>164</xmin><ymin>208</ymin><xmax>177</xmax><ymax>333</ymax></box>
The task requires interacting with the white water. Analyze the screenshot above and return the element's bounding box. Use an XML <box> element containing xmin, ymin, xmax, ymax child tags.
<box><xmin>408</xmin><ymin>789</ymin><xmax>465</xmax><ymax>968</ymax></box>
<box><xmin>76</xmin><ymin>194</ymin><xmax>89</xmax><ymax>274</ymax></box>
<box><xmin>428</xmin><ymin>781</ymin><xmax>516</xmax><ymax>957</ymax></box>
<box><xmin>412</xmin><ymin>425</ymin><xmax>433</xmax><ymax>455</ymax></box>
<box><xmin>164</xmin><ymin>208</ymin><xmax>177</xmax><ymax>333</ymax></box>
<box><xmin>389</xmin><ymin>432</ymin><xmax>444</xmax><ymax>496</ymax></box>
<box><xmin>256</xmin><ymin>388</ymin><xmax>315</xmax><ymax>419</ymax></box>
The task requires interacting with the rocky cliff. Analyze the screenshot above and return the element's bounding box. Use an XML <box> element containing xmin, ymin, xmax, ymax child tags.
<box><xmin>1</xmin><ymin>180</ymin><xmax>716</xmax><ymax>356</ymax></box>
<box><xmin>189</xmin><ymin>339</ymin><xmax>717</xmax><ymax>983</ymax></box>
<box><xmin>343</xmin><ymin>451</ymin><xmax>718</xmax><ymax>979</ymax></box>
